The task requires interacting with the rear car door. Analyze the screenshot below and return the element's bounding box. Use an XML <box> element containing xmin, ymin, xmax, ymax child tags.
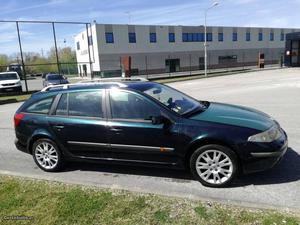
<box><xmin>107</xmin><ymin>88</ymin><xmax>180</xmax><ymax>165</ymax></box>
<box><xmin>48</xmin><ymin>90</ymin><xmax>110</xmax><ymax>158</ymax></box>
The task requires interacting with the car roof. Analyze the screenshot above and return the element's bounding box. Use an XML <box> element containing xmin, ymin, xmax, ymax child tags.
<box><xmin>36</xmin><ymin>77</ymin><xmax>152</xmax><ymax>97</ymax></box>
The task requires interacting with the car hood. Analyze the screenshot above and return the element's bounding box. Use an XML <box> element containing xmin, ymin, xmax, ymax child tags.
<box><xmin>0</xmin><ymin>79</ymin><xmax>19</xmax><ymax>84</ymax></box>
<box><xmin>190</xmin><ymin>102</ymin><xmax>274</xmax><ymax>131</ymax></box>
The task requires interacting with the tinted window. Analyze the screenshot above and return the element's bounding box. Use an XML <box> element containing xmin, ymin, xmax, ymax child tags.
<box><xmin>110</xmin><ymin>90</ymin><xmax>160</xmax><ymax>120</ymax></box>
<box><xmin>218</xmin><ymin>33</ymin><xmax>223</xmax><ymax>42</ymax></box>
<box><xmin>258</xmin><ymin>32</ymin><xmax>263</xmax><ymax>41</ymax></box>
<box><xmin>232</xmin><ymin>32</ymin><xmax>238</xmax><ymax>41</ymax></box>
<box><xmin>150</xmin><ymin>33</ymin><xmax>156</xmax><ymax>43</ymax></box>
<box><xmin>206</xmin><ymin>33</ymin><xmax>213</xmax><ymax>42</ymax></box>
<box><xmin>26</xmin><ymin>96</ymin><xmax>54</xmax><ymax>114</ymax></box>
<box><xmin>105</xmin><ymin>32</ymin><xmax>114</xmax><ymax>43</ymax></box>
<box><xmin>68</xmin><ymin>91</ymin><xmax>103</xmax><ymax>118</ymax></box>
<box><xmin>169</xmin><ymin>33</ymin><xmax>175</xmax><ymax>42</ymax></box>
<box><xmin>55</xmin><ymin>94</ymin><xmax>68</xmax><ymax>116</ymax></box>
<box><xmin>129</xmin><ymin>32</ymin><xmax>136</xmax><ymax>43</ymax></box>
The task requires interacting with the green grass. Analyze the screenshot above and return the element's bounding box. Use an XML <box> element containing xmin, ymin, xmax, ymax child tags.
<box><xmin>0</xmin><ymin>175</ymin><xmax>299</xmax><ymax>225</ymax></box>
<box><xmin>0</xmin><ymin>94</ymin><xmax>31</xmax><ymax>103</ymax></box>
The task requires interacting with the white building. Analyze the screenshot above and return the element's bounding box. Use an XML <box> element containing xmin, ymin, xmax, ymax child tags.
<box><xmin>74</xmin><ymin>23</ymin><xmax>299</xmax><ymax>77</ymax></box>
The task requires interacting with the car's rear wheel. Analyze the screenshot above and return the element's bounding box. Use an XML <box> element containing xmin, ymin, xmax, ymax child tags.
<box><xmin>32</xmin><ymin>138</ymin><xmax>63</xmax><ymax>172</ymax></box>
<box><xmin>190</xmin><ymin>144</ymin><xmax>238</xmax><ymax>187</ymax></box>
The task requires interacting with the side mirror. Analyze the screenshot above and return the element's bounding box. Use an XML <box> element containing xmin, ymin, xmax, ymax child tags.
<box><xmin>151</xmin><ymin>115</ymin><xmax>170</xmax><ymax>125</ymax></box>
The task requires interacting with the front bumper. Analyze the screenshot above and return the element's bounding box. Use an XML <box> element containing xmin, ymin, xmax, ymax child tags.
<box><xmin>242</xmin><ymin>129</ymin><xmax>288</xmax><ymax>174</ymax></box>
<box><xmin>0</xmin><ymin>85</ymin><xmax>22</xmax><ymax>92</ymax></box>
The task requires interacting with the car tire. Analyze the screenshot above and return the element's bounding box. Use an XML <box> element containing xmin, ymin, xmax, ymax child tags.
<box><xmin>190</xmin><ymin>144</ymin><xmax>238</xmax><ymax>187</ymax></box>
<box><xmin>32</xmin><ymin>138</ymin><xmax>64</xmax><ymax>172</ymax></box>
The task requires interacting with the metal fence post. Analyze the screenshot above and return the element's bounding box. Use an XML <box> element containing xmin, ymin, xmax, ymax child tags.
<box><xmin>86</xmin><ymin>23</ymin><xmax>93</xmax><ymax>79</ymax></box>
<box><xmin>52</xmin><ymin>22</ymin><xmax>61</xmax><ymax>74</ymax></box>
<box><xmin>189</xmin><ymin>54</ymin><xmax>192</xmax><ymax>76</ymax></box>
<box><xmin>16</xmin><ymin>21</ymin><xmax>28</xmax><ymax>92</ymax></box>
<box><xmin>145</xmin><ymin>55</ymin><xmax>148</xmax><ymax>79</ymax></box>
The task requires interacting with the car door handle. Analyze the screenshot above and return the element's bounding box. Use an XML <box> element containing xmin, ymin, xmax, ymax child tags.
<box><xmin>110</xmin><ymin>128</ymin><xmax>122</xmax><ymax>132</ymax></box>
<box><xmin>53</xmin><ymin>125</ymin><xmax>65</xmax><ymax>130</ymax></box>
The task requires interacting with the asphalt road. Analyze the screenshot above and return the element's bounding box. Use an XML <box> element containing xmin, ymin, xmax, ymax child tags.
<box><xmin>1</xmin><ymin>68</ymin><xmax>300</xmax><ymax>212</ymax></box>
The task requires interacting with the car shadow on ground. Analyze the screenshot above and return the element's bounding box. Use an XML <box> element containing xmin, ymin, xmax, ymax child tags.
<box><xmin>64</xmin><ymin>148</ymin><xmax>300</xmax><ymax>187</ymax></box>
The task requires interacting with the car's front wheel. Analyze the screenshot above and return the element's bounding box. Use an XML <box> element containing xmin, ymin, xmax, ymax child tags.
<box><xmin>190</xmin><ymin>144</ymin><xmax>238</xmax><ymax>187</ymax></box>
<box><xmin>32</xmin><ymin>138</ymin><xmax>64</xmax><ymax>172</ymax></box>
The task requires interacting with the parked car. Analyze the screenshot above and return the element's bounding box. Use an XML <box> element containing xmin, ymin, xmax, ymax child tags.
<box><xmin>7</xmin><ymin>63</ymin><xmax>23</xmax><ymax>79</ymax></box>
<box><xmin>14</xmin><ymin>78</ymin><xmax>288</xmax><ymax>187</ymax></box>
<box><xmin>43</xmin><ymin>74</ymin><xmax>69</xmax><ymax>87</ymax></box>
<box><xmin>0</xmin><ymin>72</ymin><xmax>22</xmax><ymax>92</ymax></box>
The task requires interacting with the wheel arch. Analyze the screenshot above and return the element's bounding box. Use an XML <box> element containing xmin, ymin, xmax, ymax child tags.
<box><xmin>27</xmin><ymin>132</ymin><xmax>56</xmax><ymax>154</ymax></box>
<box><xmin>184</xmin><ymin>138</ymin><xmax>241</xmax><ymax>170</ymax></box>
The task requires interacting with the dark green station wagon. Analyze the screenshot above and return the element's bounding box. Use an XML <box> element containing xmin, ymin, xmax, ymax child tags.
<box><xmin>14</xmin><ymin>78</ymin><xmax>288</xmax><ymax>187</ymax></box>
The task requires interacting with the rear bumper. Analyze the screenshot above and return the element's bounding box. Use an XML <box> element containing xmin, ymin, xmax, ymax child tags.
<box><xmin>242</xmin><ymin>130</ymin><xmax>288</xmax><ymax>174</ymax></box>
<box><xmin>14</xmin><ymin>138</ymin><xmax>30</xmax><ymax>154</ymax></box>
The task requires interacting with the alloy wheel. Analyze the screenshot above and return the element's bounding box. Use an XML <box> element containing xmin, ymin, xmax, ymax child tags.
<box><xmin>34</xmin><ymin>141</ymin><xmax>59</xmax><ymax>170</ymax></box>
<box><xmin>195</xmin><ymin>149</ymin><xmax>233</xmax><ymax>185</ymax></box>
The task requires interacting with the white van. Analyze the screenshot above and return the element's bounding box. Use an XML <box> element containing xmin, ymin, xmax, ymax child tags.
<box><xmin>0</xmin><ymin>72</ymin><xmax>22</xmax><ymax>92</ymax></box>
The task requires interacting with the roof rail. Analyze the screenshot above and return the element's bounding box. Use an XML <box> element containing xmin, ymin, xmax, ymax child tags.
<box><xmin>79</xmin><ymin>76</ymin><xmax>148</xmax><ymax>84</ymax></box>
<box><xmin>40</xmin><ymin>77</ymin><xmax>148</xmax><ymax>92</ymax></box>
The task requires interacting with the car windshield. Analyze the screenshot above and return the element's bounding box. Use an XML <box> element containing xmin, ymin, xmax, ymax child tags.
<box><xmin>0</xmin><ymin>73</ymin><xmax>18</xmax><ymax>80</ymax></box>
<box><xmin>47</xmin><ymin>75</ymin><xmax>64</xmax><ymax>80</ymax></box>
<box><xmin>134</xmin><ymin>83</ymin><xmax>206</xmax><ymax>115</ymax></box>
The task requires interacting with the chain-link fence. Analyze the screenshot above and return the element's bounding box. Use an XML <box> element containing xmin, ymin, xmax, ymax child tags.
<box><xmin>0</xmin><ymin>20</ymin><xmax>94</xmax><ymax>93</ymax></box>
<box><xmin>93</xmin><ymin>49</ymin><xmax>284</xmax><ymax>79</ymax></box>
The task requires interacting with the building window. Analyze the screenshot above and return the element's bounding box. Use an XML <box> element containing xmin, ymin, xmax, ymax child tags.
<box><xmin>270</xmin><ymin>32</ymin><xmax>274</xmax><ymax>41</ymax></box>
<box><xmin>88</xmin><ymin>36</ymin><xmax>93</xmax><ymax>45</ymax></box>
<box><xmin>281</xmin><ymin>33</ymin><xmax>285</xmax><ymax>41</ymax></box>
<box><xmin>105</xmin><ymin>32</ymin><xmax>114</xmax><ymax>43</ymax></box>
<box><xmin>76</xmin><ymin>42</ymin><xmax>80</xmax><ymax>50</ymax></box>
<box><xmin>246</xmin><ymin>32</ymin><xmax>251</xmax><ymax>41</ymax></box>
<box><xmin>232</xmin><ymin>32</ymin><xmax>238</xmax><ymax>42</ymax></box>
<box><xmin>206</xmin><ymin>33</ymin><xmax>213</xmax><ymax>42</ymax></box>
<box><xmin>258</xmin><ymin>32</ymin><xmax>263</xmax><ymax>41</ymax></box>
<box><xmin>169</xmin><ymin>33</ymin><xmax>175</xmax><ymax>42</ymax></box>
<box><xmin>182</xmin><ymin>33</ymin><xmax>205</xmax><ymax>42</ymax></box>
<box><xmin>129</xmin><ymin>32</ymin><xmax>136</xmax><ymax>43</ymax></box>
<box><xmin>218</xmin><ymin>33</ymin><xmax>223</xmax><ymax>42</ymax></box>
<box><xmin>150</xmin><ymin>33</ymin><xmax>157</xmax><ymax>43</ymax></box>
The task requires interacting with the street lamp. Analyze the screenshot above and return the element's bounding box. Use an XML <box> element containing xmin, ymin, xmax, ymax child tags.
<box><xmin>204</xmin><ymin>1</ymin><xmax>219</xmax><ymax>77</ymax></box>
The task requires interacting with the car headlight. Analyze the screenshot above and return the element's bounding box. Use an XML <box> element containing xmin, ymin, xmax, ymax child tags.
<box><xmin>248</xmin><ymin>126</ymin><xmax>282</xmax><ymax>143</ymax></box>
<box><xmin>16</xmin><ymin>81</ymin><xmax>21</xmax><ymax>86</ymax></box>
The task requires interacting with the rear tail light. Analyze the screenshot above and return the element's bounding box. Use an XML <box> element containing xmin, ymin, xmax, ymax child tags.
<box><xmin>14</xmin><ymin>113</ymin><xmax>25</xmax><ymax>128</ymax></box>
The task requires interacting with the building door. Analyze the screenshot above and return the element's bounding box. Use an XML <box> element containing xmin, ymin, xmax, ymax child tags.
<box><xmin>291</xmin><ymin>41</ymin><xmax>300</xmax><ymax>66</ymax></box>
<box><xmin>199</xmin><ymin>57</ymin><xmax>204</xmax><ymax>70</ymax></box>
<box><xmin>166</xmin><ymin>59</ymin><xmax>180</xmax><ymax>73</ymax></box>
<box><xmin>83</xmin><ymin>64</ymin><xmax>87</xmax><ymax>76</ymax></box>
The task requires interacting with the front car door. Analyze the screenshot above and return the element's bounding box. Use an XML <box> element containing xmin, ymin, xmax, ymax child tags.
<box><xmin>48</xmin><ymin>90</ymin><xmax>110</xmax><ymax>158</ymax></box>
<box><xmin>106</xmin><ymin>88</ymin><xmax>181</xmax><ymax>166</ymax></box>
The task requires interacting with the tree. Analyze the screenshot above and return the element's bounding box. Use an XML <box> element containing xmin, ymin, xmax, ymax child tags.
<box><xmin>0</xmin><ymin>54</ymin><xmax>9</xmax><ymax>72</ymax></box>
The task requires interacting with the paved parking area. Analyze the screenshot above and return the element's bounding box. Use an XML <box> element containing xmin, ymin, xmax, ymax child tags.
<box><xmin>1</xmin><ymin>68</ymin><xmax>300</xmax><ymax>211</ymax></box>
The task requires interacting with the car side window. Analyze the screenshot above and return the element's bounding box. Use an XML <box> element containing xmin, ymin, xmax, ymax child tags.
<box><xmin>110</xmin><ymin>89</ymin><xmax>160</xmax><ymax>120</ymax></box>
<box><xmin>26</xmin><ymin>96</ymin><xmax>55</xmax><ymax>114</ymax></box>
<box><xmin>68</xmin><ymin>91</ymin><xmax>103</xmax><ymax>118</ymax></box>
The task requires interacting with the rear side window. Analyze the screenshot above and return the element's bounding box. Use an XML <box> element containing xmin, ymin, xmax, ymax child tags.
<box><xmin>26</xmin><ymin>96</ymin><xmax>54</xmax><ymax>114</ymax></box>
<box><xmin>55</xmin><ymin>91</ymin><xmax>103</xmax><ymax>118</ymax></box>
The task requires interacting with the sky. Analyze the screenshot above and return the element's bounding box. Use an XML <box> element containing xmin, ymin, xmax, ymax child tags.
<box><xmin>1</xmin><ymin>0</ymin><xmax>300</xmax><ymax>56</ymax></box>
